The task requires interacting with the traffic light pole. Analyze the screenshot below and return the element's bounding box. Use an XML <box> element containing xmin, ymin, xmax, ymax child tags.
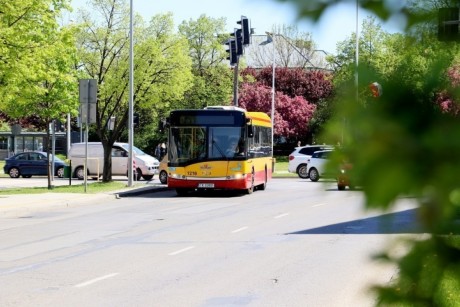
<box><xmin>233</xmin><ymin>61</ymin><xmax>239</xmax><ymax>106</ymax></box>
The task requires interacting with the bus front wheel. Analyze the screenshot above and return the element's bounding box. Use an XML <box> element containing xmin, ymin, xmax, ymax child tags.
<box><xmin>246</xmin><ymin>169</ymin><xmax>255</xmax><ymax>194</ymax></box>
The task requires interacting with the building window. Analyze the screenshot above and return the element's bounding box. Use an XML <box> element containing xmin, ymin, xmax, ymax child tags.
<box><xmin>0</xmin><ymin>136</ymin><xmax>7</xmax><ymax>150</ymax></box>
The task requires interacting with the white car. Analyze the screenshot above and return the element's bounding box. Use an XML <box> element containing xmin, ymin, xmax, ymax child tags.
<box><xmin>288</xmin><ymin>145</ymin><xmax>333</xmax><ymax>178</ymax></box>
<box><xmin>307</xmin><ymin>150</ymin><xmax>335</xmax><ymax>182</ymax></box>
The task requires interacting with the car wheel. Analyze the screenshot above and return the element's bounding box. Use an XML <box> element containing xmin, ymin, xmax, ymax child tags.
<box><xmin>309</xmin><ymin>168</ymin><xmax>320</xmax><ymax>182</ymax></box>
<box><xmin>75</xmin><ymin>166</ymin><xmax>85</xmax><ymax>180</ymax></box>
<box><xmin>159</xmin><ymin>170</ymin><xmax>168</xmax><ymax>184</ymax></box>
<box><xmin>142</xmin><ymin>175</ymin><xmax>154</xmax><ymax>181</ymax></box>
<box><xmin>338</xmin><ymin>184</ymin><xmax>345</xmax><ymax>191</ymax></box>
<box><xmin>56</xmin><ymin>166</ymin><xmax>64</xmax><ymax>178</ymax></box>
<box><xmin>297</xmin><ymin>164</ymin><xmax>309</xmax><ymax>179</ymax></box>
<box><xmin>8</xmin><ymin>167</ymin><xmax>20</xmax><ymax>178</ymax></box>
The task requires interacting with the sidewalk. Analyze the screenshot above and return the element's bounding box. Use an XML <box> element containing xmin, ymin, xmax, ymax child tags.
<box><xmin>0</xmin><ymin>177</ymin><xmax>169</xmax><ymax>216</ymax></box>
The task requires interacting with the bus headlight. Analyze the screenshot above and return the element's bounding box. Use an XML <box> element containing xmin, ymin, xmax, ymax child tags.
<box><xmin>170</xmin><ymin>173</ymin><xmax>182</xmax><ymax>179</ymax></box>
<box><xmin>228</xmin><ymin>173</ymin><xmax>244</xmax><ymax>180</ymax></box>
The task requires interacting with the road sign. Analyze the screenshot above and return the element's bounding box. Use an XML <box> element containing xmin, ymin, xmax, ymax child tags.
<box><xmin>79</xmin><ymin>79</ymin><xmax>97</xmax><ymax>104</ymax></box>
<box><xmin>80</xmin><ymin>102</ymin><xmax>97</xmax><ymax>124</ymax></box>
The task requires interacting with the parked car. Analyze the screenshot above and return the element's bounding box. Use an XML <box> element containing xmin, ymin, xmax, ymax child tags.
<box><xmin>307</xmin><ymin>150</ymin><xmax>335</xmax><ymax>182</ymax></box>
<box><xmin>288</xmin><ymin>145</ymin><xmax>333</xmax><ymax>178</ymax></box>
<box><xmin>68</xmin><ymin>142</ymin><xmax>159</xmax><ymax>180</ymax></box>
<box><xmin>159</xmin><ymin>156</ymin><xmax>168</xmax><ymax>184</ymax></box>
<box><xmin>3</xmin><ymin>151</ymin><xmax>66</xmax><ymax>178</ymax></box>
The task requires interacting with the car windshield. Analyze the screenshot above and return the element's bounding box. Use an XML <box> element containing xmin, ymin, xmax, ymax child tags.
<box><xmin>120</xmin><ymin>144</ymin><xmax>146</xmax><ymax>156</ymax></box>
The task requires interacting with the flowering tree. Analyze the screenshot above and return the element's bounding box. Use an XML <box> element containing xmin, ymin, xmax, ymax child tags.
<box><xmin>436</xmin><ymin>64</ymin><xmax>460</xmax><ymax>116</ymax></box>
<box><xmin>238</xmin><ymin>83</ymin><xmax>316</xmax><ymax>140</ymax></box>
<box><xmin>241</xmin><ymin>67</ymin><xmax>333</xmax><ymax>142</ymax></box>
<box><xmin>256</xmin><ymin>67</ymin><xmax>333</xmax><ymax>103</ymax></box>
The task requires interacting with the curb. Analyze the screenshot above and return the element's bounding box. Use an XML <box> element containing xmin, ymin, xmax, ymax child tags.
<box><xmin>114</xmin><ymin>185</ymin><xmax>170</xmax><ymax>198</ymax></box>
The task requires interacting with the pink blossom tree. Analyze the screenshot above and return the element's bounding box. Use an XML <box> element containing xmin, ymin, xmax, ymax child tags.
<box><xmin>238</xmin><ymin>83</ymin><xmax>316</xmax><ymax>139</ymax></box>
<box><xmin>436</xmin><ymin>64</ymin><xmax>460</xmax><ymax>116</ymax></box>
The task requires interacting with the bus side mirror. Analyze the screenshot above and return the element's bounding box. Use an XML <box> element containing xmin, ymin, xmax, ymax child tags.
<box><xmin>247</xmin><ymin>125</ymin><xmax>254</xmax><ymax>138</ymax></box>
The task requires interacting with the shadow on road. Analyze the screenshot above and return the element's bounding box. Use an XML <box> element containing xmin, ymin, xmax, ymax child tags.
<box><xmin>287</xmin><ymin>209</ymin><xmax>424</xmax><ymax>235</ymax></box>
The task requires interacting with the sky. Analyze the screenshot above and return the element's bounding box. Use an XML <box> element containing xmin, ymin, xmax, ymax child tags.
<box><xmin>70</xmin><ymin>0</ymin><xmax>404</xmax><ymax>55</ymax></box>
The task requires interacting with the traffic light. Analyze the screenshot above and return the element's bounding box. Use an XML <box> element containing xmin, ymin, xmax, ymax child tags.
<box><xmin>225</xmin><ymin>38</ymin><xmax>238</xmax><ymax>65</ymax></box>
<box><xmin>237</xmin><ymin>16</ymin><xmax>251</xmax><ymax>45</ymax></box>
<box><xmin>231</xmin><ymin>28</ymin><xmax>243</xmax><ymax>56</ymax></box>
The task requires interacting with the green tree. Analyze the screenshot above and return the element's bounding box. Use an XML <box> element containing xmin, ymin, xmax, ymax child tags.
<box><xmin>275</xmin><ymin>0</ymin><xmax>460</xmax><ymax>304</ymax></box>
<box><xmin>178</xmin><ymin>15</ymin><xmax>233</xmax><ymax>109</ymax></box>
<box><xmin>0</xmin><ymin>0</ymin><xmax>72</xmax><ymax>110</ymax></box>
<box><xmin>1</xmin><ymin>0</ymin><xmax>78</xmax><ymax>188</ymax></box>
<box><xmin>75</xmin><ymin>0</ymin><xmax>192</xmax><ymax>181</ymax></box>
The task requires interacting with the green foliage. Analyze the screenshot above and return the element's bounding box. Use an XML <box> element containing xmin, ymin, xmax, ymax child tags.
<box><xmin>0</xmin><ymin>0</ymin><xmax>77</xmax><ymax>122</ymax></box>
<box><xmin>75</xmin><ymin>2</ymin><xmax>193</xmax><ymax>180</ymax></box>
<box><xmin>276</xmin><ymin>0</ymin><xmax>460</xmax><ymax>304</ymax></box>
<box><xmin>179</xmin><ymin>15</ymin><xmax>233</xmax><ymax>108</ymax></box>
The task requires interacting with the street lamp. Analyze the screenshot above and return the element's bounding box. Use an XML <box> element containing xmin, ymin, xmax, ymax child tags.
<box><xmin>259</xmin><ymin>32</ymin><xmax>275</xmax><ymax>155</ymax></box>
<box><xmin>128</xmin><ymin>0</ymin><xmax>134</xmax><ymax>186</ymax></box>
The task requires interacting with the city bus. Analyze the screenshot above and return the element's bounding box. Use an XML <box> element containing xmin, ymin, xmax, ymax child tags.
<box><xmin>164</xmin><ymin>106</ymin><xmax>274</xmax><ymax>195</ymax></box>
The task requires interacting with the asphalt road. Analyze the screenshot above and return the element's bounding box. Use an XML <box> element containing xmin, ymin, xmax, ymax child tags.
<box><xmin>0</xmin><ymin>179</ymin><xmax>421</xmax><ymax>306</ymax></box>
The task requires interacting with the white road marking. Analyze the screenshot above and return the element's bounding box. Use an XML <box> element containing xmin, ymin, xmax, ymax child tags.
<box><xmin>274</xmin><ymin>213</ymin><xmax>290</xmax><ymax>219</ymax></box>
<box><xmin>75</xmin><ymin>273</ymin><xmax>119</xmax><ymax>288</ymax></box>
<box><xmin>168</xmin><ymin>246</ymin><xmax>195</xmax><ymax>256</ymax></box>
<box><xmin>311</xmin><ymin>203</ymin><xmax>326</xmax><ymax>207</ymax></box>
<box><xmin>231</xmin><ymin>226</ymin><xmax>248</xmax><ymax>233</ymax></box>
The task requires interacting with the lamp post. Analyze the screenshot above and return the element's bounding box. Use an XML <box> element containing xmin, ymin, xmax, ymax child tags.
<box><xmin>259</xmin><ymin>32</ymin><xmax>275</xmax><ymax>154</ymax></box>
<box><xmin>127</xmin><ymin>0</ymin><xmax>134</xmax><ymax>187</ymax></box>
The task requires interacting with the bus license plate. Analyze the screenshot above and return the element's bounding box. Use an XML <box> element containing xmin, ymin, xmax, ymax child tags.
<box><xmin>198</xmin><ymin>183</ymin><xmax>214</xmax><ymax>188</ymax></box>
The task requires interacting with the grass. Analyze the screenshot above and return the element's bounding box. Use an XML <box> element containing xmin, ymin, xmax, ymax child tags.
<box><xmin>0</xmin><ymin>181</ymin><xmax>131</xmax><ymax>195</ymax></box>
<box><xmin>0</xmin><ymin>160</ymin><xmax>5</xmax><ymax>178</ymax></box>
<box><xmin>273</xmin><ymin>155</ymin><xmax>297</xmax><ymax>178</ymax></box>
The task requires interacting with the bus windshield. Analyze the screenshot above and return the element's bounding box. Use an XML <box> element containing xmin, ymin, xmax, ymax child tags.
<box><xmin>169</xmin><ymin>126</ymin><xmax>245</xmax><ymax>166</ymax></box>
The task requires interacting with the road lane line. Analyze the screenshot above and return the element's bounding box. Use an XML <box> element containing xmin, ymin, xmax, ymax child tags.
<box><xmin>274</xmin><ymin>213</ymin><xmax>290</xmax><ymax>219</ymax></box>
<box><xmin>75</xmin><ymin>273</ymin><xmax>119</xmax><ymax>288</ymax></box>
<box><xmin>168</xmin><ymin>246</ymin><xmax>195</xmax><ymax>256</ymax></box>
<box><xmin>311</xmin><ymin>203</ymin><xmax>326</xmax><ymax>207</ymax></box>
<box><xmin>231</xmin><ymin>226</ymin><xmax>248</xmax><ymax>233</ymax></box>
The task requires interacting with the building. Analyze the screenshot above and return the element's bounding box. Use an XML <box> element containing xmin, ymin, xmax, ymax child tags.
<box><xmin>0</xmin><ymin>131</ymin><xmax>75</xmax><ymax>160</ymax></box>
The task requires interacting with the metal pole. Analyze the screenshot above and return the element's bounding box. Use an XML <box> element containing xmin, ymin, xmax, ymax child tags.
<box><xmin>66</xmin><ymin>113</ymin><xmax>71</xmax><ymax>158</ymax></box>
<box><xmin>233</xmin><ymin>61</ymin><xmax>239</xmax><ymax>106</ymax></box>
<box><xmin>51</xmin><ymin>120</ymin><xmax>55</xmax><ymax>182</ymax></box>
<box><xmin>128</xmin><ymin>0</ymin><xmax>134</xmax><ymax>186</ymax></box>
<box><xmin>84</xmin><ymin>97</ymin><xmax>88</xmax><ymax>192</ymax></box>
<box><xmin>271</xmin><ymin>36</ymin><xmax>275</xmax><ymax>155</ymax></box>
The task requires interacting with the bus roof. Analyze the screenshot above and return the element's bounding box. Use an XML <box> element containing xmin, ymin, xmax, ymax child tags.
<box><xmin>246</xmin><ymin>111</ymin><xmax>272</xmax><ymax>127</ymax></box>
<box><xmin>169</xmin><ymin>108</ymin><xmax>272</xmax><ymax>127</ymax></box>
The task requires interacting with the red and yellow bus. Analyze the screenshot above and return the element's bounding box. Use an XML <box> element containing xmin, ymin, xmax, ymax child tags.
<box><xmin>165</xmin><ymin>106</ymin><xmax>274</xmax><ymax>195</ymax></box>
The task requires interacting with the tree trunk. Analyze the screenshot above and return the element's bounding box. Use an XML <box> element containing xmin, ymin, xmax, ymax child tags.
<box><xmin>102</xmin><ymin>141</ymin><xmax>113</xmax><ymax>182</ymax></box>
